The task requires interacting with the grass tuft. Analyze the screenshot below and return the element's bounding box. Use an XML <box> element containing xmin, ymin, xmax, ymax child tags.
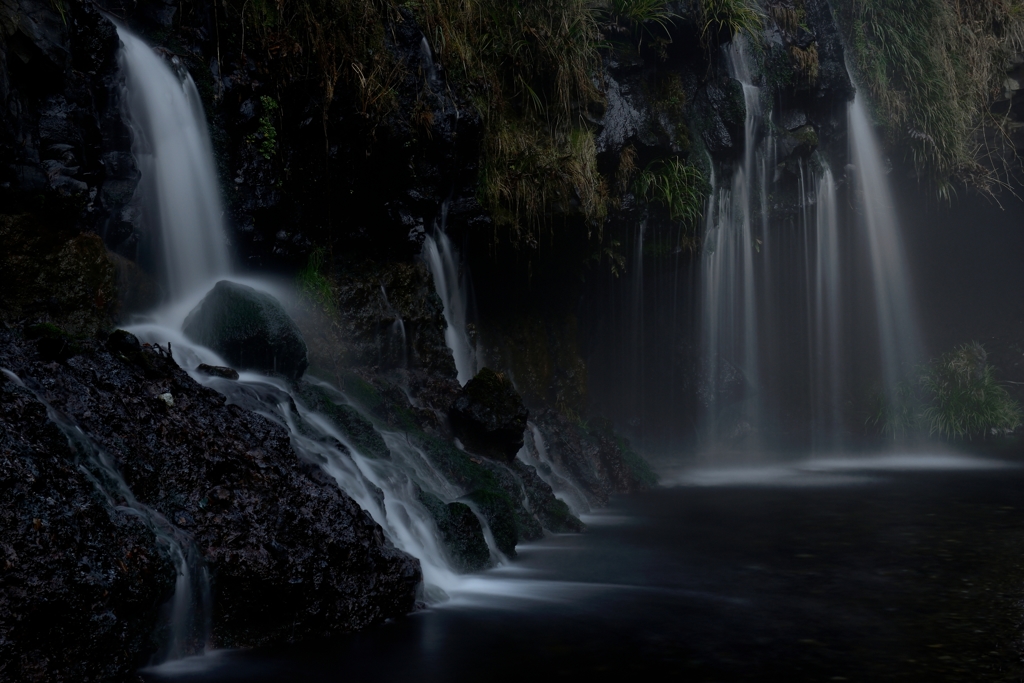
<box><xmin>296</xmin><ymin>247</ymin><xmax>336</xmax><ymax>313</ymax></box>
<box><xmin>634</xmin><ymin>157</ymin><xmax>708</xmax><ymax>235</ymax></box>
<box><xmin>700</xmin><ymin>0</ymin><xmax>764</xmax><ymax>47</ymax></box>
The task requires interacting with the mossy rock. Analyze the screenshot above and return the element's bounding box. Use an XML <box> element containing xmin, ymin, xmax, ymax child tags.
<box><xmin>298</xmin><ymin>383</ymin><xmax>390</xmax><ymax>459</ymax></box>
<box><xmin>417</xmin><ymin>489</ymin><xmax>490</xmax><ymax>573</ymax></box>
<box><xmin>450</xmin><ymin>367</ymin><xmax>529</xmax><ymax>462</ymax></box>
<box><xmin>182</xmin><ymin>280</ymin><xmax>308</xmax><ymax>380</ymax></box>
<box><xmin>465</xmin><ymin>488</ymin><xmax>519</xmax><ymax>558</ymax></box>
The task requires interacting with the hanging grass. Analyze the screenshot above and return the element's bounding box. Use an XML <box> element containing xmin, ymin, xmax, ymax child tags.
<box><xmin>834</xmin><ymin>0</ymin><xmax>1024</xmax><ymax>198</ymax></box>
<box><xmin>414</xmin><ymin>0</ymin><xmax>607</xmax><ymax>243</ymax></box>
<box><xmin>635</xmin><ymin>157</ymin><xmax>708</xmax><ymax>239</ymax></box>
<box><xmin>700</xmin><ymin>0</ymin><xmax>764</xmax><ymax>47</ymax></box>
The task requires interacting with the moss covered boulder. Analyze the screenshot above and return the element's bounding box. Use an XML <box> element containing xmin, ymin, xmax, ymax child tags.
<box><xmin>183</xmin><ymin>280</ymin><xmax>308</xmax><ymax>380</ymax></box>
<box><xmin>450</xmin><ymin>368</ymin><xmax>529</xmax><ymax>462</ymax></box>
<box><xmin>418</xmin><ymin>490</ymin><xmax>490</xmax><ymax>573</ymax></box>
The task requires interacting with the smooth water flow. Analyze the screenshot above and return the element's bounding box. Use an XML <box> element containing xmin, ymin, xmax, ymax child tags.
<box><xmin>848</xmin><ymin>95</ymin><xmax>922</xmax><ymax>392</ymax></box>
<box><xmin>812</xmin><ymin>167</ymin><xmax>842</xmax><ymax>443</ymax></box>
<box><xmin>118</xmin><ymin>27</ymin><xmax>230</xmax><ymax>299</ymax></box>
<box><xmin>423</xmin><ymin>224</ymin><xmax>477</xmax><ymax>384</ymax></box>
<box><xmin>701</xmin><ymin>40</ymin><xmax>763</xmax><ymax>445</ymax></box>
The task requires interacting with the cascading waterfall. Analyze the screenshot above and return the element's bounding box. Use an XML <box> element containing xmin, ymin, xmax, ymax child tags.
<box><xmin>812</xmin><ymin>167</ymin><xmax>842</xmax><ymax>444</ymax></box>
<box><xmin>520</xmin><ymin>424</ymin><xmax>590</xmax><ymax>515</ymax></box>
<box><xmin>848</xmin><ymin>95</ymin><xmax>922</xmax><ymax>392</ymax></box>
<box><xmin>423</xmin><ymin>213</ymin><xmax>477</xmax><ymax>384</ymax></box>
<box><xmin>117</xmin><ymin>27</ymin><xmax>230</xmax><ymax>300</ymax></box>
<box><xmin>116</xmin><ymin>30</ymin><xmax>510</xmax><ymax>633</ymax></box>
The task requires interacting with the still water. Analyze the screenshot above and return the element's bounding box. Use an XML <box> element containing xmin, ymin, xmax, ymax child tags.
<box><xmin>147</xmin><ymin>454</ymin><xmax>1024</xmax><ymax>682</ymax></box>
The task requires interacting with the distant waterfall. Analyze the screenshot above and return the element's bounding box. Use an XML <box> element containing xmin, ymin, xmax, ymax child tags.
<box><xmin>812</xmin><ymin>168</ymin><xmax>842</xmax><ymax>444</ymax></box>
<box><xmin>848</xmin><ymin>96</ymin><xmax>922</xmax><ymax>392</ymax></box>
<box><xmin>423</xmin><ymin>214</ymin><xmax>477</xmax><ymax>385</ymax></box>
<box><xmin>118</xmin><ymin>27</ymin><xmax>230</xmax><ymax>299</ymax></box>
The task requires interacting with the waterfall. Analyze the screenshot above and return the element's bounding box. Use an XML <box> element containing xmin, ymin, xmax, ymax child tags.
<box><xmin>701</xmin><ymin>40</ymin><xmax>763</xmax><ymax>446</ymax></box>
<box><xmin>519</xmin><ymin>423</ymin><xmax>590</xmax><ymax>515</ymax></box>
<box><xmin>422</xmin><ymin>212</ymin><xmax>477</xmax><ymax>384</ymax></box>
<box><xmin>848</xmin><ymin>96</ymin><xmax>922</xmax><ymax>392</ymax></box>
<box><xmin>118</xmin><ymin>27</ymin><xmax>231</xmax><ymax>299</ymax></box>
<box><xmin>812</xmin><ymin>167</ymin><xmax>842</xmax><ymax>444</ymax></box>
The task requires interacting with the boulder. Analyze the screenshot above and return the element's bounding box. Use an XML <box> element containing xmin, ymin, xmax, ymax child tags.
<box><xmin>449</xmin><ymin>367</ymin><xmax>528</xmax><ymax>462</ymax></box>
<box><xmin>183</xmin><ymin>280</ymin><xmax>308</xmax><ymax>380</ymax></box>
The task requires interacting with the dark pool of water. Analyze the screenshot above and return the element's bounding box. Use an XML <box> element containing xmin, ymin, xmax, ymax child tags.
<box><xmin>147</xmin><ymin>455</ymin><xmax>1024</xmax><ymax>682</ymax></box>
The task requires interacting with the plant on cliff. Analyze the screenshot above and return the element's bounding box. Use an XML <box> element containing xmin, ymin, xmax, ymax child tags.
<box><xmin>414</xmin><ymin>0</ymin><xmax>606</xmax><ymax>243</ymax></box>
<box><xmin>228</xmin><ymin>0</ymin><xmax>404</xmax><ymax>121</ymax></box>
<box><xmin>598</xmin><ymin>0</ymin><xmax>679</xmax><ymax>49</ymax></box>
<box><xmin>700</xmin><ymin>0</ymin><xmax>764</xmax><ymax>46</ymax></box>
<box><xmin>834</xmin><ymin>0</ymin><xmax>1024</xmax><ymax>197</ymax></box>
<box><xmin>635</xmin><ymin>157</ymin><xmax>708</xmax><ymax>244</ymax></box>
<box><xmin>297</xmin><ymin>247</ymin><xmax>336</xmax><ymax>313</ymax></box>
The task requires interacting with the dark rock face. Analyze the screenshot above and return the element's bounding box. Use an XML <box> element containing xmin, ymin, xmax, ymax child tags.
<box><xmin>0</xmin><ymin>214</ymin><xmax>118</xmax><ymax>336</ymax></box>
<box><xmin>0</xmin><ymin>369</ymin><xmax>174</xmax><ymax>683</ymax></box>
<box><xmin>532</xmin><ymin>410</ymin><xmax>657</xmax><ymax>507</ymax></box>
<box><xmin>183</xmin><ymin>280</ymin><xmax>309</xmax><ymax>380</ymax></box>
<box><xmin>298</xmin><ymin>382</ymin><xmax>391</xmax><ymax>460</ymax></box>
<box><xmin>0</xmin><ymin>327</ymin><xmax>421</xmax><ymax>661</ymax></box>
<box><xmin>417</xmin><ymin>490</ymin><xmax>489</xmax><ymax>573</ymax></box>
<box><xmin>450</xmin><ymin>367</ymin><xmax>529</xmax><ymax>462</ymax></box>
<box><xmin>511</xmin><ymin>459</ymin><xmax>585</xmax><ymax>534</ymax></box>
<box><xmin>0</xmin><ymin>0</ymin><xmax>139</xmax><ymax>250</ymax></box>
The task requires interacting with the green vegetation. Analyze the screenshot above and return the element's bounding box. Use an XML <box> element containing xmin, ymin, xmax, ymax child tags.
<box><xmin>598</xmin><ymin>0</ymin><xmax>679</xmax><ymax>48</ymax></box>
<box><xmin>229</xmin><ymin>0</ymin><xmax>404</xmax><ymax>119</ymax></box>
<box><xmin>922</xmin><ymin>342</ymin><xmax>1021</xmax><ymax>438</ymax></box>
<box><xmin>700</xmin><ymin>0</ymin><xmax>764</xmax><ymax>46</ymax></box>
<box><xmin>257</xmin><ymin>96</ymin><xmax>279</xmax><ymax>159</ymax></box>
<box><xmin>835</xmin><ymin>0</ymin><xmax>1024</xmax><ymax>197</ymax></box>
<box><xmin>634</xmin><ymin>157</ymin><xmax>708</xmax><ymax>245</ymax></box>
<box><xmin>415</xmin><ymin>0</ymin><xmax>605</xmax><ymax>242</ymax></box>
<box><xmin>870</xmin><ymin>342</ymin><xmax>1022</xmax><ymax>440</ymax></box>
<box><xmin>296</xmin><ymin>247</ymin><xmax>336</xmax><ymax>313</ymax></box>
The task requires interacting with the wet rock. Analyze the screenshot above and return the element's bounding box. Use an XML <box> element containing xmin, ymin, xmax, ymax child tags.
<box><xmin>196</xmin><ymin>364</ymin><xmax>240</xmax><ymax>380</ymax></box>
<box><xmin>450</xmin><ymin>368</ymin><xmax>529</xmax><ymax>463</ymax></box>
<box><xmin>0</xmin><ymin>327</ymin><xmax>421</xmax><ymax>658</ymax></box>
<box><xmin>531</xmin><ymin>411</ymin><xmax>657</xmax><ymax>507</ymax></box>
<box><xmin>511</xmin><ymin>459</ymin><xmax>585</xmax><ymax>534</ymax></box>
<box><xmin>417</xmin><ymin>489</ymin><xmax>489</xmax><ymax>573</ymax></box>
<box><xmin>465</xmin><ymin>488</ymin><xmax>519</xmax><ymax>558</ymax></box>
<box><xmin>183</xmin><ymin>280</ymin><xmax>309</xmax><ymax>381</ymax></box>
<box><xmin>0</xmin><ymin>366</ymin><xmax>175</xmax><ymax>683</ymax></box>
<box><xmin>298</xmin><ymin>382</ymin><xmax>391</xmax><ymax>459</ymax></box>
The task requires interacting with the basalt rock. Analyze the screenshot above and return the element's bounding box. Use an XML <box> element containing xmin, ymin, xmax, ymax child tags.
<box><xmin>183</xmin><ymin>280</ymin><xmax>309</xmax><ymax>381</ymax></box>
<box><xmin>0</xmin><ymin>367</ymin><xmax>175</xmax><ymax>683</ymax></box>
<box><xmin>417</xmin><ymin>489</ymin><xmax>489</xmax><ymax>573</ymax></box>
<box><xmin>450</xmin><ymin>367</ymin><xmax>529</xmax><ymax>463</ymax></box>
<box><xmin>0</xmin><ymin>327</ymin><xmax>421</xmax><ymax>662</ymax></box>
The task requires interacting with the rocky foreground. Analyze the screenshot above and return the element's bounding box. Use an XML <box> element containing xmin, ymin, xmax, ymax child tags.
<box><xmin>0</xmin><ymin>326</ymin><xmax>421</xmax><ymax>681</ymax></box>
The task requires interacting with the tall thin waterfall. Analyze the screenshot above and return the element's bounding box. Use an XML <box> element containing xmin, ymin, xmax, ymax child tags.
<box><xmin>701</xmin><ymin>40</ymin><xmax>763</xmax><ymax>444</ymax></box>
<box><xmin>812</xmin><ymin>167</ymin><xmax>842</xmax><ymax>443</ymax></box>
<box><xmin>423</xmin><ymin>214</ymin><xmax>477</xmax><ymax>384</ymax></box>
<box><xmin>118</xmin><ymin>27</ymin><xmax>230</xmax><ymax>298</ymax></box>
<box><xmin>848</xmin><ymin>96</ymin><xmax>922</xmax><ymax>392</ymax></box>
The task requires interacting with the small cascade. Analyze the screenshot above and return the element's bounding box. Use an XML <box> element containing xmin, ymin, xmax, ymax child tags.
<box><xmin>380</xmin><ymin>285</ymin><xmax>408</xmax><ymax>369</ymax></box>
<box><xmin>519</xmin><ymin>424</ymin><xmax>590</xmax><ymax>515</ymax></box>
<box><xmin>422</xmin><ymin>210</ymin><xmax>477</xmax><ymax>384</ymax></box>
<box><xmin>117</xmin><ymin>27</ymin><xmax>230</xmax><ymax>300</ymax></box>
<box><xmin>848</xmin><ymin>95</ymin><xmax>922</xmax><ymax>392</ymax></box>
<box><xmin>1</xmin><ymin>369</ymin><xmax>211</xmax><ymax>662</ymax></box>
<box><xmin>420</xmin><ymin>36</ymin><xmax>439</xmax><ymax>84</ymax></box>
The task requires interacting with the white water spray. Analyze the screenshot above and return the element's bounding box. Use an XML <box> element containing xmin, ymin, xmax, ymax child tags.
<box><xmin>423</xmin><ymin>219</ymin><xmax>477</xmax><ymax>384</ymax></box>
<box><xmin>118</xmin><ymin>27</ymin><xmax>230</xmax><ymax>300</ymax></box>
<box><xmin>848</xmin><ymin>95</ymin><xmax>922</xmax><ymax>391</ymax></box>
